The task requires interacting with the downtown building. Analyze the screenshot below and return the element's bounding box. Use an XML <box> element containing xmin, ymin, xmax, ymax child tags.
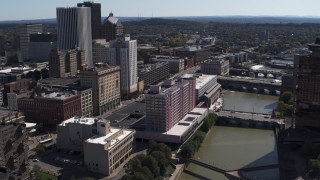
<box><xmin>80</xmin><ymin>64</ymin><xmax>121</xmax><ymax>116</ymax></box>
<box><xmin>48</xmin><ymin>48</ymin><xmax>85</xmax><ymax>78</ymax></box>
<box><xmin>56</xmin><ymin>7</ymin><xmax>93</xmax><ymax>68</ymax></box>
<box><xmin>77</xmin><ymin>1</ymin><xmax>102</xmax><ymax>40</ymax></box>
<box><xmin>18</xmin><ymin>90</ymin><xmax>81</xmax><ymax>127</ymax></box>
<box><xmin>57</xmin><ymin>117</ymin><xmax>135</xmax><ymax>175</ymax></box>
<box><xmin>145</xmin><ymin>79</ymin><xmax>196</xmax><ymax>132</ymax></box>
<box><xmin>151</xmin><ymin>55</ymin><xmax>185</xmax><ymax>74</ymax></box>
<box><xmin>138</xmin><ymin>62</ymin><xmax>170</xmax><ymax>86</ymax></box>
<box><xmin>92</xmin><ymin>39</ymin><xmax>109</xmax><ymax>64</ymax></box>
<box><xmin>109</xmin><ymin>35</ymin><xmax>138</xmax><ymax>97</ymax></box>
<box><xmin>294</xmin><ymin>41</ymin><xmax>320</xmax><ymax>128</ymax></box>
<box><xmin>28</xmin><ymin>33</ymin><xmax>57</xmax><ymax>62</ymax></box>
<box><xmin>19</xmin><ymin>24</ymin><xmax>43</xmax><ymax>62</ymax></box>
<box><xmin>0</xmin><ymin>110</ymin><xmax>29</xmax><ymax>180</ymax></box>
<box><xmin>101</xmin><ymin>13</ymin><xmax>124</xmax><ymax>42</ymax></box>
<box><xmin>200</xmin><ymin>57</ymin><xmax>230</xmax><ymax>75</ymax></box>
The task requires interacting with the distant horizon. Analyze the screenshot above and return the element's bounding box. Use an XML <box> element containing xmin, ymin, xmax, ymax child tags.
<box><xmin>1</xmin><ymin>15</ymin><xmax>320</xmax><ymax>23</ymax></box>
<box><xmin>1</xmin><ymin>0</ymin><xmax>320</xmax><ymax>21</ymax></box>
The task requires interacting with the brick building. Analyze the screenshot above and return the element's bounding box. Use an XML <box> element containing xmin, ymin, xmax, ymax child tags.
<box><xmin>18</xmin><ymin>91</ymin><xmax>81</xmax><ymax>127</ymax></box>
<box><xmin>3</xmin><ymin>79</ymin><xmax>32</xmax><ymax>106</ymax></box>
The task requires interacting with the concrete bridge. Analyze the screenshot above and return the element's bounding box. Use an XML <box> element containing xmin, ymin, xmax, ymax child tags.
<box><xmin>229</xmin><ymin>68</ymin><xmax>284</xmax><ymax>79</ymax></box>
<box><xmin>187</xmin><ymin>158</ymin><xmax>279</xmax><ymax>180</ymax></box>
<box><xmin>213</xmin><ymin>110</ymin><xmax>285</xmax><ymax>129</ymax></box>
<box><xmin>217</xmin><ymin>76</ymin><xmax>282</xmax><ymax>94</ymax></box>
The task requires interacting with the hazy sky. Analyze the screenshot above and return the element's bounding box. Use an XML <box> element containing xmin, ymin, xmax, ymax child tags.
<box><xmin>1</xmin><ymin>0</ymin><xmax>320</xmax><ymax>21</ymax></box>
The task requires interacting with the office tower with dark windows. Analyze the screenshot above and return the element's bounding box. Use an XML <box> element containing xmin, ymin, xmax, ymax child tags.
<box><xmin>109</xmin><ymin>35</ymin><xmax>138</xmax><ymax>97</ymax></box>
<box><xmin>294</xmin><ymin>40</ymin><xmax>320</xmax><ymax>128</ymax></box>
<box><xmin>19</xmin><ymin>24</ymin><xmax>43</xmax><ymax>61</ymax></box>
<box><xmin>101</xmin><ymin>13</ymin><xmax>124</xmax><ymax>41</ymax></box>
<box><xmin>56</xmin><ymin>7</ymin><xmax>93</xmax><ymax>68</ymax></box>
<box><xmin>77</xmin><ymin>1</ymin><xmax>102</xmax><ymax>39</ymax></box>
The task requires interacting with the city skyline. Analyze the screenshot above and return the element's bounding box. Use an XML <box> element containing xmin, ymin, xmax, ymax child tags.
<box><xmin>1</xmin><ymin>0</ymin><xmax>320</xmax><ymax>21</ymax></box>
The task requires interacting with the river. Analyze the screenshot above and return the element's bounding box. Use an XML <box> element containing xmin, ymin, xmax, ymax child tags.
<box><xmin>179</xmin><ymin>91</ymin><xmax>279</xmax><ymax>180</ymax></box>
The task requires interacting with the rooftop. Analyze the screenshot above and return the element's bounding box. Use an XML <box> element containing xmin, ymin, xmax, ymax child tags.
<box><xmin>59</xmin><ymin>117</ymin><xmax>101</xmax><ymax>126</ymax></box>
<box><xmin>138</xmin><ymin>62</ymin><xmax>168</xmax><ymax>73</ymax></box>
<box><xmin>181</xmin><ymin>73</ymin><xmax>217</xmax><ymax>90</ymax></box>
<box><xmin>86</xmin><ymin>128</ymin><xmax>134</xmax><ymax>150</ymax></box>
<box><xmin>39</xmin><ymin>77</ymin><xmax>79</xmax><ymax>87</ymax></box>
<box><xmin>36</xmin><ymin>91</ymin><xmax>78</xmax><ymax>100</ymax></box>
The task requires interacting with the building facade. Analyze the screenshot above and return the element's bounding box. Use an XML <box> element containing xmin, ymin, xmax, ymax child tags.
<box><xmin>3</xmin><ymin>79</ymin><xmax>32</xmax><ymax>106</ymax></box>
<box><xmin>138</xmin><ymin>62</ymin><xmax>170</xmax><ymax>86</ymax></box>
<box><xmin>151</xmin><ymin>55</ymin><xmax>185</xmax><ymax>74</ymax></box>
<box><xmin>48</xmin><ymin>48</ymin><xmax>85</xmax><ymax>78</ymax></box>
<box><xmin>19</xmin><ymin>24</ymin><xmax>43</xmax><ymax>61</ymax></box>
<box><xmin>18</xmin><ymin>91</ymin><xmax>81</xmax><ymax>127</ymax></box>
<box><xmin>0</xmin><ymin>110</ymin><xmax>29</xmax><ymax>180</ymax></box>
<box><xmin>145</xmin><ymin>79</ymin><xmax>196</xmax><ymax>132</ymax></box>
<box><xmin>84</xmin><ymin>121</ymin><xmax>135</xmax><ymax>175</ymax></box>
<box><xmin>7</xmin><ymin>91</ymin><xmax>32</xmax><ymax>111</ymax></box>
<box><xmin>80</xmin><ymin>65</ymin><xmax>121</xmax><ymax>116</ymax></box>
<box><xmin>200</xmin><ymin>58</ymin><xmax>230</xmax><ymax>75</ymax></box>
<box><xmin>109</xmin><ymin>35</ymin><xmax>138</xmax><ymax>97</ymax></box>
<box><xmin>28</xmin><ymin>33</ymin><xmax>57</xmax><ymax>62</ymax></box>
<box><xmin>92</xmin><ymin>39</ymin><xmax>109</xmax><ymax>64</ymax></box>
<box><xmin>77</xmin><ymin>1</ymin><xmax>102</xmax><ymax>40</ymax></box>
<box><xmin>101</xmin><ymin>13</ymin><xmax>124</xmax><ymax>41</ymax></box>
<box><xmin>56</xmin><ymin>7</ymin><xmax>93</xmax><ymax>68</ymax></box>
<box><xmin>294</xmin><ymin>42</ymin><xmax>320</xmax><ymax>128</ymax></box>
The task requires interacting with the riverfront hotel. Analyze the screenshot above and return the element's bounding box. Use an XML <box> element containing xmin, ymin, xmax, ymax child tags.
<box><xmin>294</xmin><ymin>41</ymin><xmax>320</xmax><ymax>128</ymax></box>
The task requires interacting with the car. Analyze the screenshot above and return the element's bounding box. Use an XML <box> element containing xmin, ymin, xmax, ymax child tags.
<box><xmin>32</xmin><ymin>159</ymin><xmax>39</xmax><ymax>162</ymax></box>
<box><xmin>54</xmin><ymin>157</ymin><xmax>60</xmax><ymax>161</ymax></box>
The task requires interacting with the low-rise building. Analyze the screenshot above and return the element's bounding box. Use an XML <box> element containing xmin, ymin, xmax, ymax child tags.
<box><xmin>151</xmin><ymin>55</ymin><xmax>184</xmax><ymax>74</ymax></box>
<box><xmin>7</xmin><ymin>90</ymin><xmax>33</xmax><ymax>111</ymax></box>
<box><xmin>181</xmin><ymin>74</ymin><xmax>221</xmax><ymax>106</ymax></box>
<box><xmin>138</xmin><ymin>62</ymin><xmax>170</xmax><ymax>86</ymax></box>
<box><xmin>18</xmin><ymin>90</ymin><xmax>81</xmax><ymax>127</ymax></box>
<box><xmin>200</xmin><ymin>58</ymin><xmax>229</xmax><ymax>75</ymax></box>
<box><xmin>57</xmin><ymin>117</ymin><xmax>135</xmax><ymax>175</ymax></box>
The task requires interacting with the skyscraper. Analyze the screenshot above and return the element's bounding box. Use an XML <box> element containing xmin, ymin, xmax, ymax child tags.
<box><xmin>294</xmin><ymin>40</ymin><xmax>320</xmax><ymax>128</ymax></box>
<box><xmin>19</xmin><ymin>24</ymin><xmax>43</xmax><ymax>61</ymax></box>
<box><xmin>109</xmin><ymin>35</ymin><xmax>138</xmax><ymax>97</ymax></box>
<box><xmin>56</xmin><ymin>7</ymin><xmax>93</xmax><ymax>68</ymax></box>
<box><xmin>101</xmin><ymin>12</ymin><xmax>124</xmax><ymax>42</ymax></box>
<box><xmin>77</xmin><ymin>1</ymin><xmax>102</xmax><ymax>39</ymax></box>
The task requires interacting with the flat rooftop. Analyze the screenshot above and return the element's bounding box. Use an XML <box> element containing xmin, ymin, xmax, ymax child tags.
<box><xmin>166</xmin><ymin>114</ymin><xmax>199</xmax><ymax>136</ymax></box>
<box><xmin>39</xmin><ymin>77</ymin><xmax>79</xmax><ymax>86</ymax></box>
<box><xmin>181</xmin><ymin>73</ymin><xmax>217</xmax><ymax>90</ymax></box>
<box><xmin>59</xmin><ymin>117</ymin><xmax>103</xmax><ymax>126</ymax></box>
<box><xmin>85</xmin><ymin>128</ymin><xmax>134</xmax><ymax>150</ymax></box>
<box><xmin>37</xmin><ymin>91</ymin><xmax>78</xmax><ymax>100</ymax></box>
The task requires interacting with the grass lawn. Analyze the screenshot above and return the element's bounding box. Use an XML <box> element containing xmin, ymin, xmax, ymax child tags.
<box><xmin>34</xmin><ymin>171</ymin><xmax>57</xmax><ymax>180</ymax></box>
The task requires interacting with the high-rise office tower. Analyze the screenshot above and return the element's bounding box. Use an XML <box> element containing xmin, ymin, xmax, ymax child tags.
<box><xmin>92</xmin><ymin>39</ymin><xmax>109</xmax><ymax>64</ymax></box>
<box><xmin>145</xmin><ymin>79</ymin><xmax>196</xmax><ymax>132</ymax></box>
<box><xmin>77</xmin><ymin>1</ymin><xmax>102</xmax><ymax>39</ymax></box>
<box><xmin>294</xmin><ymin>40</ymin><xmax>320</xmax><ymax>128</ymax></box>
<box><xmin>101</xmin><ymin>12</ymin><xmax>124</xmax><ymax>41</ymax></box>
<box><xmin>19</xmin><ymin>24</ymin><xmax>43</xmax><ymax>61</ymax></box>
<box><xmin>109</xmin><ymin>35</ymin><xmax>138</xmax><ymax>97</ymax></box>
<box><xmin>56</xmin><ymin>7</ymin><xmax>93</xmax><ymax>68</ymax></box>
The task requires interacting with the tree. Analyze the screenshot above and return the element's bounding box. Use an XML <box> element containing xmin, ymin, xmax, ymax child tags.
<box><xmin>309</xmin><ymin>159</ymin><xmax>320</xmax><ymax>176</ymax></box>
<box><xmin>149</xmin><ymin>143</ymin><xmax>171</xmax><ymax>160</ymax></box>
<box><xmin>41</xmin><ymin>68</ymin><xmax>49</xmax><ymax>79</ymax></box>
<box><xmin>33</xmin><ymin>70</ymin><xmax>42</xmax><ymax>81</ymax></box>
<box><xmin>150</xmin><ymin>151</ymin><xmax>169</xmax><ymax>175</ymax></box>
<box><xmin>141</xmin><ymin>156</ymin><xmax>160</xmax><ymax>178</ymax></box>
<box><xmin>279</xmin><ymin>91</ymin><xmax>293</xmax><ymax>104</ymax></box>
<box><xmin>35</xmin><ymin>144</ymin><xmax>46</xmax><ymax>154</ymax></box>
<box><xmin>180</xmin><ymin>142</ymin><xmax>195</xmax><ymax>158</ymax></box>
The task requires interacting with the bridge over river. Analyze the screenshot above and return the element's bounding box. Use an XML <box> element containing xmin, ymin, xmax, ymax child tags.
<box><xmin>217</xmin><ymin>76</ymin><xmax>282</xmax><ymax>94</ymax></box>
<box><xmin>187</xmin><ymin>158</ymin><xmax>279</xmax><ymax>180</ymax></box>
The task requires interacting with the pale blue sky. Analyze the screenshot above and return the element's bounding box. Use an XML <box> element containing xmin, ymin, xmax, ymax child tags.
<box><xmin>1</xmin><ymin>0</ymin><xmax>320</xmax><ymax>21</ymax></box>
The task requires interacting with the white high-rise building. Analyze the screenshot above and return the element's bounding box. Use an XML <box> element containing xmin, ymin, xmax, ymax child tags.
<box><xmin>56</xmin><ymin>7</ymin><xmax>93</xmax><ymax>68</ymax></box>
<box><xmin>19</xmin><ymin>24</ymin><xmax>43</xmax><ymax>62</ymax></box>
<box><xmin>109</xmin><ymin>35</ymin><xmax>138</xmax><ymax>97</ymax></box>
